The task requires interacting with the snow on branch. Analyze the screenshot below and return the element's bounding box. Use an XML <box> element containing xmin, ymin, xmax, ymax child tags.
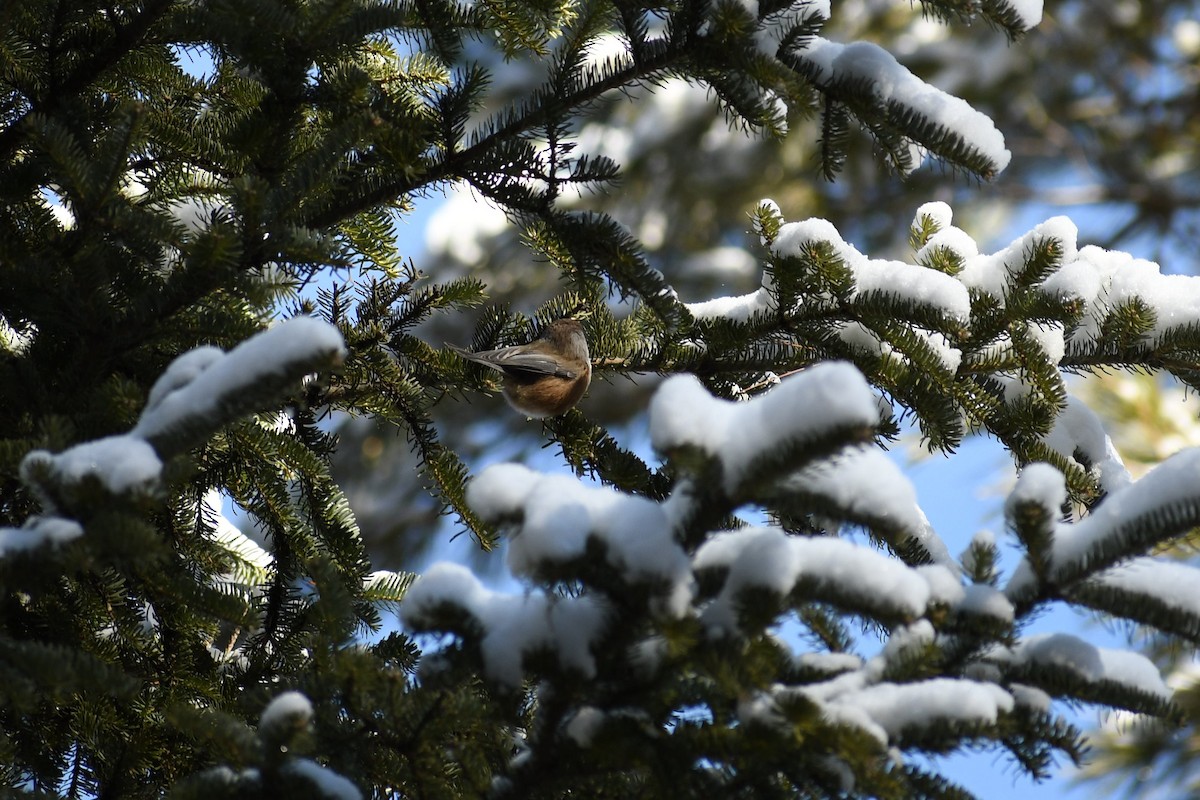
<box><xmin>783</xmin><ymin>445</ymin><xmax>955</xmax><ymax>568</ymax></box>
<box><xmin>20</xmin><ymin>436</ymin><xmax>163</xmax><ymax>515</ymax></box>
<box><xmin>283</xmin><ymin>759</ymin><xmax>363</xmax><ymax>800</ymax></box>
<box><xmin>10</xmin><ymin>317</ymin><xmax>345</xmax><ymax>550</ymax></box>
<box><xmin>1042</xmin><ymin>243</ymin><xmax>1200</xmax><ymax>348</ymax></box>
<box><xmin>958</xmin><ymin>210</ymin><xmax>1200</xmax><ymax>351</ymax></box>
<box><xmin>205</xmin><ymin>490</ymin><xmax>272</xmax><ymax>592</ymax></box>
<box><xmin>1007</xmin><ymin>451</ymin><xmax>1200</xmax><ymax>602</ymax></box>
<box><xmin>401</xmin><ymin>338</ymin><xmax>1194</xmax><ymax>782</ymax></box>
<box><xmin>991</xmin><ymin>0</ymin><xmax>1044</xmax><ymax>30</ymax></box>
<box><xmin>400</xmin><ymin>562</ymin><xmax>609</xmax><ymax>688</ymax></box>
<box><xmin>1053</xmin><ymin>449</ymin><xmax>1200</xmax><ymax>576</ymax></box>
<box><xmin>405</xmin><ymin>365</ymin><xmax>1029</xmax><ymax>689</ymax></box>
<box><xmin>649</xmin><ymin>364</ymin><xmax>879</xmax><ymax>495</ymax></box>
<box><xmin>772</xmin><ymin>217</ymin><xmax>971</xmax><ymax>319</ymax></box>
<box><xmin>694</xmin><ymin>527</ymin><xmax>931</xmax><ymax>634</ymax></box>
<box><xmin>0</xmin><ymin>516</ymin><xmax>84</xmax><ymax>556</ymax></box>
<box><xmin>467</xmin><ymin>463</ymin><xmax>693</xmax><ymax>617</ymax></box>
<box><xmin>683</xmin><ymin>201</ymin><xmax>1200</xmax><ymax>499</ymax></box>
<box><xmin>688</xmin><ymin>211</ymin><xmax>970</xmax><ymax>337</ymax></box>
<box><xmin>789</xmin><ymin>38</ymin><xmax>1012</xmax><ymax>176</ymax></box>
<box><xmin>1067</xmin><ymin>557</ymin><xmax>1200</xmax><ymax>645</ymax></box>
<box><xmin>134</xmin><ymin>316</ymin><xmax>346</xmax><ymax>458</ymax></box>
<box><xmin>187</xmin><ymin>691</ymin><xmax>362</xmax><ymax>799</ymax></box>
<box><xmin>1041</xmin><ymin>396</ymin><xmax>1132</xmax><ymax>496</ymax></box>
<box><xmin>684</xmin><ymin>279</ymin><xmax>774</xmax><ymax>322</ymax></box>
<box><xmin>259</xmin><ymin>690</ymin><xmax>314</xmax><ymax>739</ymax></box>
<box><xmin>746</xmin><ymin>622</ymin><xmax>1015</xmax><ymax>747</ymax></box>
<box><xmin>993</xmin><ymin>633</ymin><xmax>1172</xmax><ymax>715</ymax></box>
<box><xmin>699</xmin><ymin>202</ymin><xmax>1200</xmax><ymax>374</ymax></box>
<box><xmin>1003</xmin><ymin>462</ymin><xmax>1066</xmax><ymax>590</ymax></box>
<box><xmin>792</xmin><ymin>677</ymin><xmax>1014</xmax><ymax>747</ymax></box>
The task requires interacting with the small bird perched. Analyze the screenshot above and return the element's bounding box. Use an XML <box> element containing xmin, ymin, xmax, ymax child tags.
<box><xmin>447</xmin><ymin>318</ymin><xmax>591</xmax><ymax>418</ymax></box>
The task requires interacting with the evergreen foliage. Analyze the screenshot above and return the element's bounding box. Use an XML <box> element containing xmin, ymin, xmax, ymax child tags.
<box><xmin>0</xmin><ymin>0</ymin><xmax>1197</xmax><ymax>798</ymax></box>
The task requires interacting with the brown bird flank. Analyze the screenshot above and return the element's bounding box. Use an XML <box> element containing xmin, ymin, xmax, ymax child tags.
<box><xmin>448</xmin><ymin>318</ymin><xmax>591</xmax><ymax>418</ymax></box>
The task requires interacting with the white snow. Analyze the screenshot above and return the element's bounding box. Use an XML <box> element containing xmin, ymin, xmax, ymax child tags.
<box><xmin>565</xmin><ymin>706</ymin><xmax>606</xmax><ymax>747</ymax></box>
<box><xmin>8</xmin><ymin>321</ymin><xmax>344</xmax><ymax>557</ymax></box>
<box><xmin>260</xmin><ymin>690</ymin><xmax>313</xmax><ymax>732</ymax></box>
<box><xmin>720</xmin><ymin>0</ymin><xmax>833</xmax><ymax>64</ymax></box>
<box><xmin>1050</xmin><ymin>448</ymin><xmax>1200</xmax><ymax>579</ymax></box>
<box><xmin>649</xmin><ymin>364</ymin><xmax>879</xmax><ymax>493</ymax></box>
<box><xmin>739</xmin><ymin>690</ymin><xmax>791</xmax><ymax>730</ymax></box>
<box><xmin>1002</xmin><ymin>462</ymin><xmax>1065</xmax><ymax>601</ymax></box>
<box><xmin>1091</xmin><ymin>557</ymin><xmax>1200</xmax><ymax>619</ymax></box>
<box><xmin>1004</xmin><ymin>462</ymin><xmax>1067</xmax><ymax>520</ymax></box>
<box><xmin>959</xmin><ymin>584</ymin><xmax>1015</xmax><ymax>623</ymax></box>
<box><xmin>1005</xmin><ymin>559</ymin><xmax>1037</xmax><ymax>603</ymax></box>
<box><xmin>0</xmin><ymin>516</ymin><xmax>84</xmax><ymax>556</ymax></box>
<box><xmin>917</xmin><ymin>565</ymin><xmax>965</xmax><ymax>606</ymax></box>
<box><xmin>466</xmin><ymin>463</ymin><xmax>693</xmax><ymax>617</ymax></box>
<box><xmin>915</xmin><ymin>224</ymin><xmax>980</xmax><ymax>267</ymax></box>
<box><xmin>794</xmin><ymin>651</ymin><xmax>863</xmax><ymax>675</ymax></box>
<box><xmin>1036</xmin><ymin>242</ymin><xmax>1200</xmax><ymax>348</ymax></box>
<box><xmin>772</xmin><ymin>218</ymin><xmax>971</xmax><ymax>321</ymax></box>
<box><xmin>146</xmin><ymin>346</ymin><xmax>226</xmax><ymax>411</ymax></box>
<box><xmin>794</xmin><ymin>38</ymin><xmax>1011</xmax><ymax>174</ymax></box>
<box><xmin>400</xmin><ymin>562</ymin><xmax>609</xmax><ymax>687</ymax></box>
<box><xmin>1009</xmin><ymin>683</ymin><xmax>1053</xmax><ymax>713</ymax></box>
<box><xmin>689</xmin><ymin>202</ymin><xmax>1200</xmax><ymax>389</ymax></box>
<box><xmin>781</xmin><ymin>662</ymin><xmax>1014</xmax><ymax>747</ymax></box>
<box><xmin>21</xmin><ymin>435</ymin><xmax>163</xmax><ymax>502</ymax></box>
<box><xmin>960</xmin><ymin>216</ymin><xmax>1078</xmax><ymax>301</ymax></box>
<box><xmin>56</xmin><ymin>436</ymin><xmax>163</xmax><ymax>494</ymax></box>
<box><xmin>1002</xmin><ymin>0</ymin><xmax>1044</xmax><ymax>29</ymax></box>
<box><xmin>205</xmin><ymin>491</ymin><xmax>272</xmax><ymax>581</ymax></box>
<box><xmin>694</xmin><ymin>527</ymin><xmax>930</xmax><ymax>635</ymax></box>
<box><xmin>0</xmin><ymin>315</ymin><xmax>36</xmax><ymax>355</ymax></box>
<box><xmin>684</xmin><ymin>286</ymin><xmax>774</xmax><ymax>322</ymax></box>
<box><xmin>1028</xmin><ymin>321</ymin><xmax>1066</xmax><ymax>365</ymax></box>
<box><xmin>134</xmin><ymin>316</ymin><xmax>346</xmax><ymax>445</ymax></box>
<box><xmin>194</xmin><ymin>765</ymin><xmax>261</xmax><ymax>787</ymax></box>
<box><xmin>882</xmin><ymin>619</ymin><xmax>937</xmax><ymax>662</ymax></box>
<box><xmin>960</xmin><ymin>529</ymin><xmax>996</xmax><ymax>579</ymax></box>
<box><xmin>914</xmin><ymin>201</ymin><xmax>953</xmax><ymax>232</ymax></box>
<box><xmin>689</xmin><ymin>214</ymin><xmax>971</xmax><ymax>358</ymax></box>
<box><xmin>1009</xmin><ymin>633</ymin><xmax>1171</xmax><ymax>701</ymax></box>
<box><xmin>687</xmin><ymin>199</ymin><xmax>1200</xmax><ymax>385</ymax></box>
<box><xmin>284</xmin><ymin>758</ymin><xmax>363</xmax><ymax>800</ymax></box>
<box><xmin>1043</xmin><ymin>397</ymin><xmax>1132</xmax><ymax>495</ymax></box>
<box><xmin>786</xmin><ymin>446</ymin><xmax>956</xmax><ymax>567</ymax></box>
<box><xmin>839</xmin><ymin>319</ymin><xmax>936</xmax><ymax>370</ymax></box>
<box><xmin>835</xmin><ymin>678</ymin><xmax>1014</xmax><ymax>738</ymax></box>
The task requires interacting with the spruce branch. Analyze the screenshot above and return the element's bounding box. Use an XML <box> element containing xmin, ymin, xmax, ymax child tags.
<box><xmin>0</xmin><ymin>0</ymin><xmax>175</xmax><ymax>163</ymax></box>
<box><xmin>304</xmin><ymin>23</ymin><xmax>694</xmax><ymax>229</ymax></box>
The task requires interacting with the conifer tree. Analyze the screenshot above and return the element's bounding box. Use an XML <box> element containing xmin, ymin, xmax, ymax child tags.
<box><xmin>2</xmin><ymin>1</ymin><xmax>1199</xmax><ymax>799</ymax></box>
<box><xmin>349</xmin><ymin>0</ymin><xmax>1200</xmax><ymax>569</ymax></box>
<box><xmin>1063</xmin><ymin>372</ymin><xmax>1200</xmax><ymax>799</ymax></box>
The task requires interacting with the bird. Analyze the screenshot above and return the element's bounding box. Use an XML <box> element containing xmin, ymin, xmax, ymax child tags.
<box><xmin>447</xmin><ymin>318</ymin><xmax>591</xmax><ymax>418</ymax></box>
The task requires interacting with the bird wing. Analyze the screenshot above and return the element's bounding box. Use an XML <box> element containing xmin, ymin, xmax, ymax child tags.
<box><xmin>446</xmin><ymin>343</ymin><xmax>578</xmax><ymax>380</ymax></box>
<box><xmin>493</xmin><ymin>350</ymin><xmax>578</xmax><ymax>380</ymax></box>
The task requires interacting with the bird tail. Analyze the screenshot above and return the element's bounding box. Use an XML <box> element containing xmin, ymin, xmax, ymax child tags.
<box><xmin>446</xmin><ymin>342</ymin><xmax>504</xmax><ymax>373</ymax></box>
